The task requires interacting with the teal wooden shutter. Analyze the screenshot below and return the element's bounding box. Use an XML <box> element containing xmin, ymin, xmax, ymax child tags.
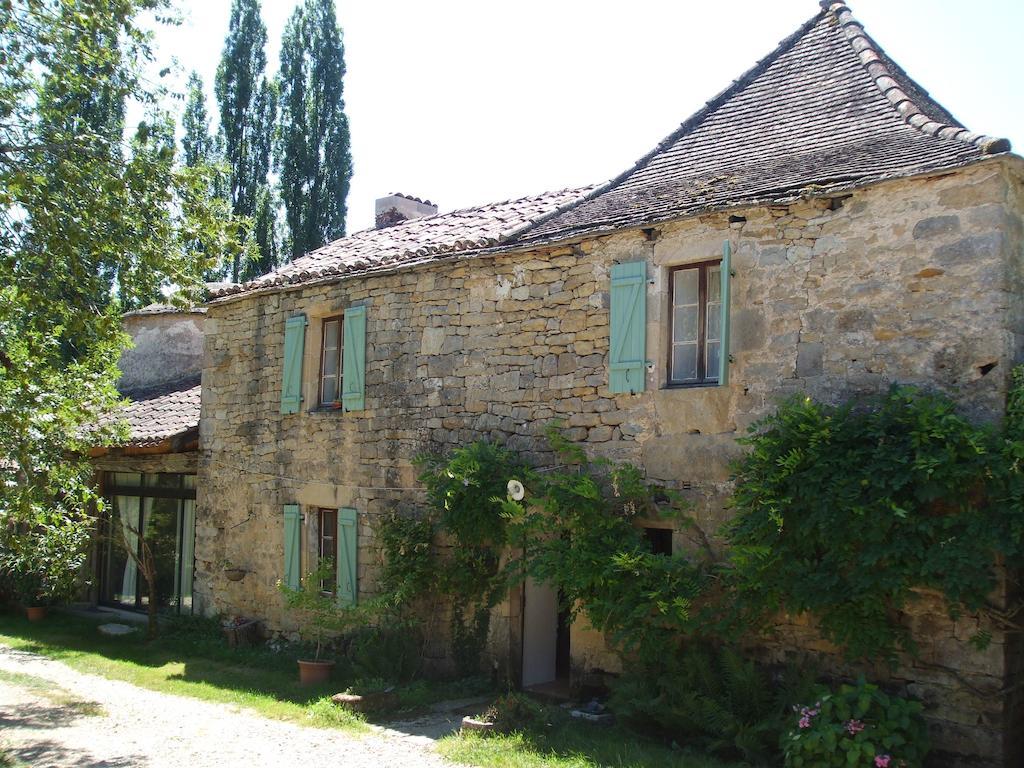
<box><xmin>718</xmin><ymin>242</ymin><xmax>732</xmax><ymax>387</ymax></box>
<box><xmin>609</xmin><ymin>261</ymin><xmax>647</xmax><ymax>394</ymax></box>
<box><xmin>283</xmin><ymin>504</ymin><xmax>301</xmax><ymax>590</ymax></box>
<box><xmin>336</xmin><ymin>508</ymin><xmax>357</xmax><ymax>606</ymax></box>
<box><xmin>341</xmin><ymin>305</ymin><xmax>366</xmax><ymax>411</ymax></box>
<box><xmin>280</xmin><ymin>315</ymin><xmax>307</xmax><ymax>414</ymax></box>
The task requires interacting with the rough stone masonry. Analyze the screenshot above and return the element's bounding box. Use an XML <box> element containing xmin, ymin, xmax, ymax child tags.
<box><xmin>198</xmin><ymin>157</ymin><xmax>1024</xmax><ymax>766</ymax></box>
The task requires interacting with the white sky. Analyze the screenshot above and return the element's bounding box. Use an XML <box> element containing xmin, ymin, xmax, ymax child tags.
<box><xmin>152</xmin><ymin>0</ymin><xmax>1023</xmax><ymax>234</ymax></box>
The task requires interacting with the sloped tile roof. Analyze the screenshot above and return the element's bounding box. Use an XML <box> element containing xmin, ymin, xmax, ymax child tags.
<box><xmin>211</xmin><ymin>187</ymin><xmax>593</xmax><ymax>300</ymax></box>
<box><xmin>509</xmin><ymin>0</ymin><xmax>1011</xmax><ymax>247</ymax></box>
<box><xmin>101</xmin><ymin>376</ymin><xmax>201</xmax><ymax>448</ymax></box>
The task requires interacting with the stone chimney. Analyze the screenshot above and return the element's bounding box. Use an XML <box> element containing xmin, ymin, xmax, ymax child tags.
<box><xmin>375</xmin><ymin>193</ymin><xmax>438</xmax><ymax>229</ymax></box>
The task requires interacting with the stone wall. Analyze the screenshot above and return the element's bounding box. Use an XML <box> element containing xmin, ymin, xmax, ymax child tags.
<box><xmin>198</xmin><ymin>157</ymin><xmax>1024</xmax><ymax>765</ymax></box>
<box><xmin>119</xmin><ymin>310</ymin><xmax>205</xmax><ymax>392</ymax></box>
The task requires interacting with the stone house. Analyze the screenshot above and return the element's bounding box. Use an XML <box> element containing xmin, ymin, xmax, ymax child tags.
<box><xmin>87</xmin><ymin>303</ymin><xmax>204</xmax><ymax>615</ymax></box>
<box><xmin>199</xmin><ymin>1</ymin><xmax>1022</xmax><ymax>765</ymax></box>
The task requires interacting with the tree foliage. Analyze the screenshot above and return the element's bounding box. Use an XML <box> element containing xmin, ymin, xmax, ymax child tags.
<box><xmin>215</xmin><ymin>0</ymin><xmax>276</xmax><ymax>280</ymax></box>
<box><xmin>0</xmin><ymin>0</ymin><xmax>243</xmax><ymax>599</ymax></box>
<box><xmin>277</xmin><ymin>0</ymin><xmax>352</xmax><ymax>261</ymax></box>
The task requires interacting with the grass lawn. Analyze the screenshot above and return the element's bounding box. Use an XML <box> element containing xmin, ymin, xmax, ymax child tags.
<box><xmin>1</xmin><ymin>610</ymin><xmax>744</xmax><ymax>768</ymax></box>
<box><xmin>0</xmin><ymin>610</ymin><xmax>484</xmax><ymax>733</ymax></box>
<box><xmin>438</xmin><ymin>723</ymin><xmax>744</xmax><ymax>768</ymax></box>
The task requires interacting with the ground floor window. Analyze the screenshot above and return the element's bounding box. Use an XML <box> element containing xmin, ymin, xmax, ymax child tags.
<box><xmin>99</xmin><ymin>472</ymin><xmax>196</xmax><ymax>615</ymax></box>
<box><xmin>318</xmin><ymin>508</ymin><xmax>338</xmax><ymax>594</ymax></box>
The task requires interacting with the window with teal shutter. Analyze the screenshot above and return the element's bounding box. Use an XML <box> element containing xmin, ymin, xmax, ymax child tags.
<box><xmin>341</xmin><ymin>305</ymin><xmax>366</xmax><ymax>411</ymax></box>
<box><xmin>280</xmin><ymin>315</ymin><xmax>307</xmax><ymax>414</ymax></box>
<box><xmin>609</xmin><ymin>261</ymin><xmax>647</xmax><ymax>394</ymax></box>
<box><xmin>283</xmin><ymin>504</ymin><xmax>301</xmax><ymax>590</ymax></box>
<box><xmin>718</xmin><ymin>241</ymin><xmax>733</xmax><ymax>387</ymax></box>
<box><xmin>336</xmin><ymin>508</ymin><xmax>358</xmax><ymax>606</ymax></box>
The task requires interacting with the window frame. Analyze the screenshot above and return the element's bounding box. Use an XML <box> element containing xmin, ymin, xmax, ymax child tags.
<box><xmin>318</xmin><ymin>315</ymin><xmax>344</xmax><ymax>408</ymax></box>
<box><xmin>666</xmin><ymin>259</ymin><xmax>723</xmax><ymax>388</ymax></box>
<box><xmin>317</xmin><ymin>507</ymin><xmax>338</xmax><ymax>595</ymax></box>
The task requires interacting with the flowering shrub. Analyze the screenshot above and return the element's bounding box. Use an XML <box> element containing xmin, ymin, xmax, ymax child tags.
<box><xmin>782</xmin><ymin>679</ymin><xmax>928</xmax><ymax>768</ymax></box>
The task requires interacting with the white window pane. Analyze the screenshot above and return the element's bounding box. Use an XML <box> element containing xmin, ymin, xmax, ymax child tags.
<box><xmin>708</xmin><ymin>266</ymin><xmax>721</xmax><ymax>302</ymax></box>
<box><xmin>707</xmin><ymin>340</ymin><xmax>721</xmax><ymax>379</ymax></box>
<box><xmin>673</xmin><ymin>305</ymin><xmax>699</xmax><ymax>343</ymax></box>
<box><xmin>323</xmin><ymin>348</ymin><xmax>340</xmax><ymax>378</ymax></box>
<box><xmin>113</xmin><ymin>472</ymin><xmax>141</xmax><ymax>487</ymax></box>
<box><xmin>706</xmin><ymin>301</ymin><xmax>721</xmax><ymax>341</ymax></box>
<box><xmin>672</xmin><ymin>343</ymin><xmax>698</xmax><ymax>381</ymax></box>
<box><xmin>322</xmin><ymin>375</ymin><xmax>338</xmax><ymax>403</ymax></box>
<box><xmin>673</xmin><ymin>268</ymin><xmax>699</xmax><ymax>305</ymax></box>
<box><xmin>324</xmin><ymin>319</ymin><xmax>340</xmax><ymax>351</ymax></box>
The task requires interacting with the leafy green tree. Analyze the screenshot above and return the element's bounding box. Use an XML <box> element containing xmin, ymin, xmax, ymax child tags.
<box><xmin>216</xmin><ymin>0</ymin><xmax>277</xmax><ymax>280</ymax></box>
<box><xmin>0</xmin><ymin>0</ymin><xmax>244</xmax><ymax>597</ymax></box>
<box><xmin>277</xmin><ymin>0</ymin><xmax>353</xmax><ymax>261</ymax></box>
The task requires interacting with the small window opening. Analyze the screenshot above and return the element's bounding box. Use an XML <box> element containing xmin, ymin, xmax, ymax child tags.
<box><xmin>644</xmin><ymin>527</ymin><xmax>673</xmax><ymax>556</ymax></box>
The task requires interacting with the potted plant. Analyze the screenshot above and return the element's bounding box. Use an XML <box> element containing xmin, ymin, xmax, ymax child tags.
<box><xmin>1</xmin><ymin>526</ymin><xmax>85</xmax><ymax>620</ymax></box>
<box><xmin>278</xmin><ymin>561</ymin><xmax>358</xmax><ymax>684</ymax></box>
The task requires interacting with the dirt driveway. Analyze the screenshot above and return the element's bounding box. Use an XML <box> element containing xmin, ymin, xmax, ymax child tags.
<box><xmin>0</xmin><ymin>644</ymin><xmax>474</xmax><ymax>767</ymax></box>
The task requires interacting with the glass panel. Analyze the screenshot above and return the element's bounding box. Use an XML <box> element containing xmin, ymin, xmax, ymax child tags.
<box><xmin>673</xmin><ymin>268</ymin><xmax>699</xmax><ymax>305</ymax></box>
<box><xmin>323</xmin><ymin>347</ymin><xmax>340</xmax><ymax>379</ymax></box>
<box><xmin>324</xmin><ymin>319</ymin><xmax>340</xmax><ymax>351</ymax></box>
<box><xmin>321</xmin><ymin>374</ymin><xmax>339</xmax><ymax>404</ymax></box>
<box><xmin>706</xmin><ymin>340</ymin><xmax>721</xmax><ymax>380</ymax></box>
<box><xmin>112</xmin><ymin>472</ymin><xmax>142</xmax><ymax>487</ymax></box>
<box><xmin>708</xmin><ymin>266</ymin><xmax>721</xmax><ymax>302</ymax></box>
<box><xmin>319</xmin><ymin>509</ymin><xmax>338</xmax><ymax>593</ymax></box>
<box><xmin>706</xmin><ymin>302</ymin><xmax>721</xmax><ymax>341</ymax></box>
<box><xmin>147</xmin><ymin>473</ymin><xmax>182</xmax><ymax>489</ymax></box>
<box><xmin>672</xmin><ymin>343</ymin><xmax>698</xmax><ymax>382</ymax></box>
<box><xmin>142</xmin><ymin>497</ymin><xmax>182</xmax><ymax>613</ymax></box>
<box><xmin>182</xmin><ymin>475</ymin><xmax>196</xmax><ymax>490</ymax></box>
<box><xmin>106</xmin><ymin>496</ymin><xmax>140</xmax><ymax>607</ymax></box>
<box><xmin>673</xmin><ymin>306</ymin><xmax>699</xmax><ymax>343</ymax></box>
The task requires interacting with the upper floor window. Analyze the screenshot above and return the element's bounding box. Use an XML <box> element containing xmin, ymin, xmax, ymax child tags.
<box><xmin>669</xmin><ymin>261</ymin><xmax>722</xmax><ymax>386</ymax></box>
<box><xmin>319</xmin><ymin>316</ymin><xmax>343</xmax><ymax>406</ymax></box>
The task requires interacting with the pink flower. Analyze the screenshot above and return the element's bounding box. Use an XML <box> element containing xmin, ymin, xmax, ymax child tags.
<box><xmin>846</xmin><ymin>719</ymin><xmax>865</xmax><ymax>735</ymax></box>
<box><xmin>797</xmin><ymin>705</ymin><xmax>820</xmax><ymax>729</ymax></box>
<box><xmin>875</xmin><ymin>756</ymin><xmax>891</xmax><ymax>768</ymax></box>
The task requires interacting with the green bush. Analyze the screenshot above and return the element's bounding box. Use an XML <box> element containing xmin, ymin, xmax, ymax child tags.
<box><xmin>608</xmin><ymin>642</ymin><xmax>816</xmax><ymax>763</ymax></box>
<box><xmin>347</xmin><ymin>621</ymin><xmax>422</xmax><ymax>683</ymax></box>
<box><xmin>782</xmin><ymin>679</ymin><xmax>928</xmax><ymax>768</ymax></box>
<box><xmin>481</xmin><ymin>692</ymin><xmax>547</xmax><ymax>733</ymax></box>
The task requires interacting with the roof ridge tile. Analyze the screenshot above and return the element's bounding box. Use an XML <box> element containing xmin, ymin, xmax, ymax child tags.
<box><xmin>828</xmin><ymin>0</ymin><xmax>1010</xmax><ymax>154</ymax></box>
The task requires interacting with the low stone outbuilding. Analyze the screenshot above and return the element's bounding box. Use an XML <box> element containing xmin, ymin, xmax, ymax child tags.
<box><xmin>86</xmin><ymin>304</ymin><xmax>205</xmax><ymax>615</ymax></box>
<box><xmin>200</xmin><ymin>2</ymin><xmax>1023</xmax><ymax>764</ymax></box>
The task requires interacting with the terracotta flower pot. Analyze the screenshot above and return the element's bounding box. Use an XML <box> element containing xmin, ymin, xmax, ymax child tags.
<box><xmin>25</xmin><ymin>606</ymin><xmax>47</xmax><ymax>622</ymax></box>
<box><xmin>297</xmin><ymin>659</ymin><xmax>335</xmax><ymax>685</ymax></box>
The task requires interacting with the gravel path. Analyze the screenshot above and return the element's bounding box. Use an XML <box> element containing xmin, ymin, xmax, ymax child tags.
<box><xmin>0</xmin><ymin>644</ymin><xmax>469</xmax><ymax>767</ymax></box>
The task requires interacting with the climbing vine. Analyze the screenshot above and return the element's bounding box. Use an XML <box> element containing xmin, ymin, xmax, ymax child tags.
<box><xmin>727</xmin><ymin>372</ymin><xmax>1024</xmax><ymax>661</ymax></box>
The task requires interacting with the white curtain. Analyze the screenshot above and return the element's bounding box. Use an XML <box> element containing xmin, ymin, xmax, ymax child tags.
<box><xmin>180</xmin><ymin>499</ymin><xmax>195</xmax><ymax>614</ymax></box>
<box><xmin>116</xmin><ymin>496</ymin><xmax>140</xmax><ymax>604</ymax></box>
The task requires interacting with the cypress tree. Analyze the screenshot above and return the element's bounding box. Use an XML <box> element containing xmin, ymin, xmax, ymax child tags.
<box><xmin>277</xmin><ymin>0</ymin><xmax>353</xmax><ymax>261</ymax></box>
<box><xmin>215</xmin><ymin>0</ymin><xmax>277</xmax><ymax>281</ymax></box>
<box><xmin>182</xmin><ymin>72</ymin><xmax>214</xmax><ymax>170</ymax></box>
